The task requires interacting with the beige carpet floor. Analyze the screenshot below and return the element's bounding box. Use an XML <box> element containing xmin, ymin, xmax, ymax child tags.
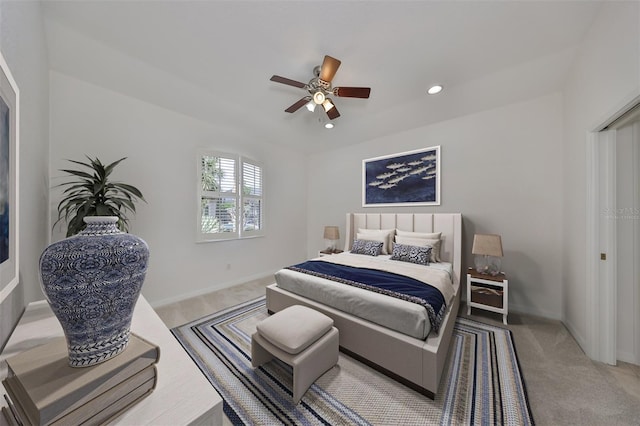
<box><xmin>155</xmin><ymin>278</ymin><xmax>640</xmax><ymax>426</ymax></box>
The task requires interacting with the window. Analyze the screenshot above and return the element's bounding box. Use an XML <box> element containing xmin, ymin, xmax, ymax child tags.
<box><xmin>197</xmin><ymin>151</ymin><xmax>264</xmax><ymax>241</ymax></box>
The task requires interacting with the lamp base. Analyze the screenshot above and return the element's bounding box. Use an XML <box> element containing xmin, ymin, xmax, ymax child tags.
<box><xmin>474</xmin><ymin>255</ymin><xmax>502</xmax><ymax>276</ymax></box>
<box><xmin>324</xmin><ymin>239</ymin><xmax>338</xmax><ymax>252</ymax></box>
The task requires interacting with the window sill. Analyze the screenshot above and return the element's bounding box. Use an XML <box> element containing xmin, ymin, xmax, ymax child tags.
<box><xmin>196</xmin><ymin>234</ymin><xmax>265</xmax><ymax>243</ymax></box>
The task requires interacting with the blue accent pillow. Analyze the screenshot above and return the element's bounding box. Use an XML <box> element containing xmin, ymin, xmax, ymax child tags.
<box><xmin>391</xmin><ymin>243</ymin><xmax>432</xmax><ymax>265</ymax></box>
<box><xmin>350</xmin><ymin>239</ymin><xmax>384</xmax><ymax>256</ymax></box>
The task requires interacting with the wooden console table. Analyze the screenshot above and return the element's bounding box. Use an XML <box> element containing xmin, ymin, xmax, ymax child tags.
<box><xmin>0</xmin><ymin>296</ymin><xmax>223</xmax><ymax>425</ymax></box>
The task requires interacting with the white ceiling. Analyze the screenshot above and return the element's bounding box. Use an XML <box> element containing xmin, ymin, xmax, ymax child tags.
<box><xmin>40</xmin><ymin>0</ymin><xmax>603</xmax><ymax>153</ymax></box>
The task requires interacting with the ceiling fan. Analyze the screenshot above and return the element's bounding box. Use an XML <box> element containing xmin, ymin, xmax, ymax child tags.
<box><xmin>270</xmin><ymin>55</ymin><xmax>371</xmax><ymax>121</ymax></box>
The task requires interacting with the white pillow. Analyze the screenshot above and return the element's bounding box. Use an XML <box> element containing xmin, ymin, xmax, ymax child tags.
<box><xmin>357</xmin><ymin>228</ymin><xmax>395</xmax><ymax>255</ymax></box>
<box><xmin>395</xmin><ymin>229</ymin><xmax>442</xmax><ymax>240</ymax></box>
<box><xmin>395</xmin><ymin>236</ymin><xmax>441</xmax><ymax>263</ymax></box>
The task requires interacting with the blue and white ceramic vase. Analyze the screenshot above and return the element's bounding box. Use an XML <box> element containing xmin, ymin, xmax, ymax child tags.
<box><xmin>39</xmin><ymin>216</ymin><xmax>149</xmax><ymax>367</ymax></box>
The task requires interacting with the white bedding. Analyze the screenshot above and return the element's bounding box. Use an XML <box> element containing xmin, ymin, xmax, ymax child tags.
<box><xmin>274</xmin><ymin>252</ymin><xmax>454</xmax><ymax>340</ymax></box>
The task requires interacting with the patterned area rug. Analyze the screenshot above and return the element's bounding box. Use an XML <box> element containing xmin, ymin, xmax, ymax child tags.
<box><xmin>171</xmin><ymin>297</ymin><xmax>534</xmax><ymax>425</ymax></box>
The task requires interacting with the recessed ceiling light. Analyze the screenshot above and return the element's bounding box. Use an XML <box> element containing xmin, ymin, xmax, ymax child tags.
<box><xmin>428</xmin><ymin>85</ymin><xmax>443</xmax><ymax>95</ymax></box>
<box><xmin>325</xmin><ymin>122</ymin><xmax>334</xmax><ymax>129</ymax></box>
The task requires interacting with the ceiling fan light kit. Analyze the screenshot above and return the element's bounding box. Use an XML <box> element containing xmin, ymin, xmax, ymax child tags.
<box><xmin>305</xmin><ymin>101</ymin><xmax>316</xmax><ymax>112</ymax></box>
<box><xmin>322</xmin><ymin>99</ymin><xmax>334</xmax><ymax>112</ymax></box>
<box><xmin>313</xmin><ymin>91</ymin><xmax>326</xmax><ymax>104</ymax></box>
<box><xmin>270</xmin><ymin>55</ymin><xmax>371</xmax><ymax>124</ymax></box>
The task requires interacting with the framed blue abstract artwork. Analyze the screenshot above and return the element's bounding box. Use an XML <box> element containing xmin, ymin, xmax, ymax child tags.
<box><xmin>0</xmin><ymin>49</ymin><xmax>19</xmax><ymax>296</ymax></box>
<box><xmin>363</xmin><ymin>146</ymin><xmax>440</xmax><ymax>207</ymax></box>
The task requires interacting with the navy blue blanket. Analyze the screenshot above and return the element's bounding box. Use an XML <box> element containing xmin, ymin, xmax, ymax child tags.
<box><xmin>286</xmin><ymin>260</ymin><xmax>447</xmax><ymax>333</ymax></box>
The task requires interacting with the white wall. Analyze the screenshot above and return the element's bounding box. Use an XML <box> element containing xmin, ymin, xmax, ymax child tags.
<box><xmin>49</xmin><ymin>72</ymin><xmax>308</xmax><ymax>306</ymax></box>
<box><xmin>0</xmin><ymin>0</ymin><xmax>50</xmax><ymax>347</ymax></box>
<box><xmin>307</xmin><ymin>93</ymin><xmax>565</xmax><ymax>319</ymax></box>
<box><xmin>562</xmin><ymin>1</ymin><xmax>640</xmax><ymax>353</ymax></box>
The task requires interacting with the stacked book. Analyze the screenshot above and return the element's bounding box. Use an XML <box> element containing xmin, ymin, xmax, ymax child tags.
<box><xmin>1</xmin><ymin>333</ymin><xmax>160</xmax><ymax>426</ymax></box>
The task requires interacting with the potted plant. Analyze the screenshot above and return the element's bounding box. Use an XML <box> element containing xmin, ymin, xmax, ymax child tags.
<box><xmin>54</xmin><ymin>156</ymin><xmax>146</xmax><ymax>236</ymax></box>
<box><xmin>41</xmin><ymin>155</ymin><xmax>149</xmax><ymax>367</ymax></box>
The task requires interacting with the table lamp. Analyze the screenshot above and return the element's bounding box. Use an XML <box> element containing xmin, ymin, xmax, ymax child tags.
<box><xmin>323</xmin><ymin>226</ymin><xmax>340</xmax><ymax>253</ymax></box>
<box><xmin>472</xmin><ymin>233</ymin><xmax>503</xmax><ymax>276</ymax></box>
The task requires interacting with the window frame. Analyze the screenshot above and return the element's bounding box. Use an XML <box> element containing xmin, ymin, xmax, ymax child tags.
<box><xmin>196</xmin><ymin>150</ymin><xmax>264</xmax><ymax>242</ymax></box>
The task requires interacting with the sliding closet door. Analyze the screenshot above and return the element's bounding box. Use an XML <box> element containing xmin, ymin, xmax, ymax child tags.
<box><xmin>615</xmin><ymin>119</ymin><xmax>640</xmax><ymax>366</ymax></box>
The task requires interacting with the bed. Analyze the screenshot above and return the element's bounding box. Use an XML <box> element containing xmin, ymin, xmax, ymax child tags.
<box><xmin>266</xmin><ymin>213</ymin><xmax>462</xmax><ymax>398</ymax></box>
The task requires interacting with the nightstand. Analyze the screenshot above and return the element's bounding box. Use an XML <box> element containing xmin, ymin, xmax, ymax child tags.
<box><xmin>466</xmin><ymin>268</ymin><xmax>508</xmax><ymax>324</ymax></box>
<box><xmin>318</xmin><ymin>249</ymin><xmax>343</xmax><ymax>257</ymax></box>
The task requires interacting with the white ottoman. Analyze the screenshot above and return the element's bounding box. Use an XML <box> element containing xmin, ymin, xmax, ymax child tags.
<box><xmin>251</xmin><ymin>305</ymin><xmax>339</xmax><ymax>404</ymax></box>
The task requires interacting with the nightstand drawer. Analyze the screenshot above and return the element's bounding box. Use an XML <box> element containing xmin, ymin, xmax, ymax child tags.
<box><xmin>470</xmin><ymin>285</ymin><xmax>503</xmax><ymax>308</ymax></box>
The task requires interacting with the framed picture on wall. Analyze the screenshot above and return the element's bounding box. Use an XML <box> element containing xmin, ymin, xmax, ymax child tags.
<box><xmin>362</xmin><ymin>146</ymin><xmax>440</xmax><ymax>207</ymax></box>
<box><xmin>0</xmin><ymin>49</ymin><xmax>20</xmax><ymax>296</ymax></box>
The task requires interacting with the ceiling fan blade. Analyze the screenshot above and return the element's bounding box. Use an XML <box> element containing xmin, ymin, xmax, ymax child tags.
<box><xmin>319</xmin><ymin>55</ymin><xmax>341</xmax><ymax>83</ymax></box>
<box><xmin>333</xmin><ymin>87</ymin><xmax>371</xmax><ymax>98</ymax></box>
<box><xmin>326</xmin><ymin>103</ymin><xmax>340</xmax><ymax>120</ymax></box>
<box><xmin>270</xmin><ymin>75</ymin><xmax>306</xmax><ymax>89</ymax></box>
<box><xmin>285</xmin><ymin>97</ymin><xmax>310</xmax><ymax>113</ymax></box>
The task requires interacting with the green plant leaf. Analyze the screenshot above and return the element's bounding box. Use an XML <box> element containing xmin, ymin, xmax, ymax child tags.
<box><xmin>106</xmin><ymin>198</ymin><xmax>136</xmax><ymax>214</ymax></box>
<box><xmin>95</xmin><ymin>204</ymin><xmax>113</xmax><ymax>216</ymax></box>
<box><xmin>104</xmin><ymin>157</ymin><xmax>127</xmax><ymax>177</ymax></box>
<box><xmin>111</xmin><ymin>183</ymin><xmax>145</xmax><ymax>200</ymax></box>
<box><xmin>60</xmin><ymin>182</ymin><xmax>93</xmax><ymax>194</ymax></box>
<box><xmin>93</xmin><ymin>160</ymin><xmax>107</xmax><ymax>181</ymax></box>
<box><xmin>60</xmin><ymin>169</ymin><xmax>95</xmax><ymax>180</ymax></box>
<box><xmin>66</xmin><ymin>159</ymin><xmax>94</xmax><ymax>170</ymax></box>
<box><xmin>54</xmin><ymin>156</ymin><xmax>145</xmax><ymax>235</ymax></box>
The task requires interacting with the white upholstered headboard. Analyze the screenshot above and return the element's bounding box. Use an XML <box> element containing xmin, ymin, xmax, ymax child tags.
<box><xmin>344</xmin><ymin>213</ymin><xmax>462</xmax><ymax>287</ymax></box>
